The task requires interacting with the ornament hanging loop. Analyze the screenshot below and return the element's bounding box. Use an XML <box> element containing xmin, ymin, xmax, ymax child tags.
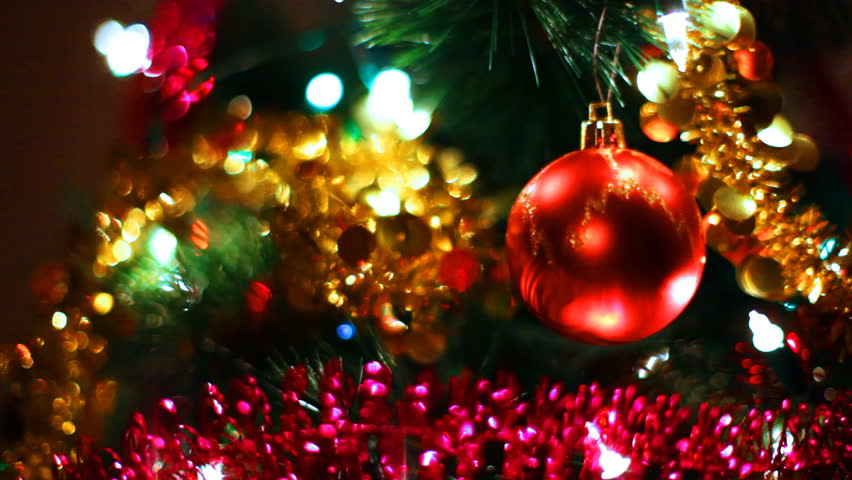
<box><xmin>581</xmin><ymin>102</ymin><xmax>626</xmax><ymax>149</ymax></box>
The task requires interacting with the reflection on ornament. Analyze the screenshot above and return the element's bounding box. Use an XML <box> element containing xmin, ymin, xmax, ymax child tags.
<box><xmin>737</xmin><ymin>255</ymin><xmax>787</xmax><ymax>301</ymax></box>
<box><xmin>507</xmin><ymin>104</ymin><xmax>705</xmax><ymax>344</ymax></box>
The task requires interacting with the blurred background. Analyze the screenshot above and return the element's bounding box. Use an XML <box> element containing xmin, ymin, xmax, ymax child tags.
<box><xmin>0</xmin><ymin>2</ymin><xmax>153</xmax><ymax>341</ymax></box>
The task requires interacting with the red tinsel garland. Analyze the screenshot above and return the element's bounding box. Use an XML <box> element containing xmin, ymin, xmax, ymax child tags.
<box><xmin>143</xmin><ymin>0</ymin><xmax>223</xmax><ymax>121</ymax></box>
<box><xmin>56</xmin><ymin>361</ymin><xmax>850</xmax><ymax>479</ymax></box>
<box><xmin>122</xmin><ymin>0</ymin><xmax>225</xmax><ymax>150</ymax></box>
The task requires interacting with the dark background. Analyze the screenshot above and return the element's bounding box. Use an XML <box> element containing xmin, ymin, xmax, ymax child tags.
<box><xmin>0</xmin><ymin>1</ymin><xmax>155</xmax><ymax>342</ymax></box>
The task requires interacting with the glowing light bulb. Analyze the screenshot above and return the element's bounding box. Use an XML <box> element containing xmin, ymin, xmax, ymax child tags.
<box><xmin>306</xmin><ymin>73</ymin><xmax>344</xmax><ymax>110</ymax></box>
<box><xmin>93</xmin><ymin>20</ymin><xmax>151</xmax><ymax>77</ymax></box>
<box><xmin>197</xmin><ymin>462</ymin><xmax>224</xmax><ymax>480</ymax></box>
<box><xmin>659</xmin><ymin>11</ymin><xmax>690</xmax><ymax>71</ymax></box>
<box><xmin>149</xmin><ymin>227</ymin><xmax>178</xmax><ymax>266</ymax></box>
<box><xmin>748</xmin><ymin>310</ymin><xmax>784</xmax><ymax>353</ymax></box>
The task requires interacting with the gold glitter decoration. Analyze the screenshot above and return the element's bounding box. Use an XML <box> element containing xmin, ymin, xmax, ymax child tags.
<box><xmin>644</xmin><ymin>0</ymin><xmax>851</xmax><ymax>356</ymax></box>
<box><xmin>2</xmin><ymin>111</ymin><xmax>502</xmax><ymax>478</ymax></box>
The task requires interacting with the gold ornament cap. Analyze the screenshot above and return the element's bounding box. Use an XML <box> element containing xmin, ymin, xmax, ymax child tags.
<box><xmin>581</xmin><ymin>102</ymin><xmax>626</xmax><ymax>149</ymax></box>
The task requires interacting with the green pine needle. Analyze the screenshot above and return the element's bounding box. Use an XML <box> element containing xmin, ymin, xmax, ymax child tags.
<box><xmin>353</xmin><ymin>0</ymin><xmax>657</xmax><ymax>186</ymax></box>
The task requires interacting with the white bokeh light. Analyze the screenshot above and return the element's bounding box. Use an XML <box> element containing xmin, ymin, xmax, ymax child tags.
<box><xmin>306</xmin><ymin>73</ymin><xmax>344</xmax><ymax>110</ymax></box>
<box><xmin>149</xmin><ymin>227</ymin><xmax>178</xmax><ymax>267</ymax></box>
<box><xmin>757</xmin><ymin>115</ymin><xmax>794</xmax><ymax>148</ymax></box>
<box><xmin>396</xmin><ymin>109</ymin><xmax>432</xmax><ymax>140</ymax></box>
<box><xmin>94</xmin><ymin>20</ymin><xmax>123</xmax><ymax>55</ymax></box>
<box><xmin>93</xmin><ymin>20</ymin><xmax>151</xmax><ymax>77</ymax></box>
<box><xmin>371</xmin><ymin>68</ymin><xmax>411</xmax><ymax>99</ymax></box>
<box><xmin>748</xmin><ymin>310</ymin><xmax>785</xmax><ymax>353</ymax></box>
<box><xmin>586</xmin><ymin>421</ymin><xmax>630</xmax><ymax>479</ymax></box>
<box><xmin>362</xmin><ymin>68</ymin><xmax>432</xmax><ymax>138</ymax></box>
<box><xmin>667</xmin><ymin>273</ymin><xmax>698</xmax><ymax>307</ymax></box>
<box><xmin>197</xmin><ymin>462</ymin><xmax>224</xmax><ymax>480</ymax></box>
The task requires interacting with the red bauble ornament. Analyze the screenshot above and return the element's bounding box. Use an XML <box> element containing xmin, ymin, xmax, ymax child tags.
<box><xmin>506</xmin><ymin>104</ymin><xmax>706</xmax><ymax>344</ymax></box>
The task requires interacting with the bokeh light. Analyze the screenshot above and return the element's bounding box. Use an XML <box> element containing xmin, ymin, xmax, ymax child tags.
<box><xmin>748</xmin><ymin>310</ymin><xmax>784</xmax><ymax>353</ymax></box>
<box><xmin>93</xmin><ymin>20</ymin><xmax>151</xmax><ymax>77</ymax></box>
<box><xmin>51</xmin><ymin>311</ymin><xmax>68</xmax><ymax>330</ymax></box>
<box><xmin>366</xmin><ymin>190</ymin><xmax>401</xmax><ymax>216</ymax></box>
<box><xmin>586</xmin><ymin>421</ymin><xmax>630</xmax><ymax>479</ymax></box>
<box><xmin>361</xmin><ymin>68</ymin><xmax>433</xmax><ymax>138</ymax></box>
<box><xmin>757</xmin><ymin>114</ymin><xmax>794</xmax><ymax>148</ymax></box>
<box><xmin>336</xmin><ymin>323</ymin><xmax>355</xmax><ymax>340</ymax></box>
<box><xmin>397</xmin><ymin>110</ymin><xmax>432</xmax><ymax>140</ymax></box>
<box><xmin>306</xmin><ymin>73</ymin><xmax>344</xmax><ymax>110</ymax></box>
<box><xmin>197</xmin><ymin>463</ymin><xmax>224</xmax><ymax>480</ymax></box>
<box><xmin>92</xmin><ymin>292</ymin><xmax>115</xmax><ymax>315</ymax></box>
<box><xmin>371</xmin><ymin>69</ymin><xmax>411</xmax><ymax>99</ymax></box>
<box><xmin>367</xmin><ymin>69</ymin><xmax>414</xmax><ymax>123</ymax></box>
<box><xmin>149</xmin><ymin>227</ymin><xmax>178</xmax><ymax>266</ymax></box>
<box><xmin>227</xmin><ymin>95</ymin><xmax>253</xmax><ymax>119</ymax></box>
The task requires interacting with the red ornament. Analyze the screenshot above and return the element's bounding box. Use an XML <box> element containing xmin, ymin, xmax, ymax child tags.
<box><xmin>506</xmin><ymin>104</ymin><xmax>706</xmax><ymax>344</ymax></box>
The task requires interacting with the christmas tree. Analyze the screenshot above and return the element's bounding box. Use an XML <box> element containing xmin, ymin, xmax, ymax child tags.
<box><xmin>0</xmin><ymin>0</ymin><xmax>850</xmax><ymax>478</ymax></box>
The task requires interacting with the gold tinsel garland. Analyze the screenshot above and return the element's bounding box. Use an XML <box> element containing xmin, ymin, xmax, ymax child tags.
<box><xmin>0</xmin><ymin>113</ymin><xmax>502</xmax><ymax>479</ymax></box>
<box><xmin>637</xmin><ymin>0</ymin><xmax>851</xmax><ymax>359</ymax></box>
